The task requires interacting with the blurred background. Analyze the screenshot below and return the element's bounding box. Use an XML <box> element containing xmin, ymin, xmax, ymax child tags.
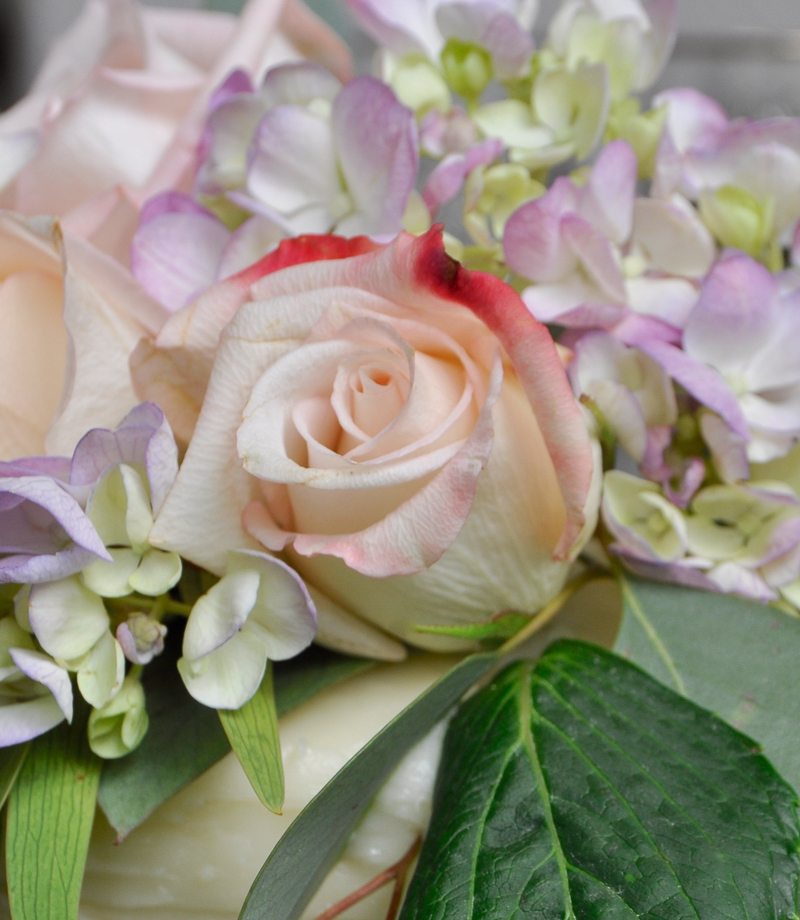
<box><xmin>1</xmin><ymin>0</ymin><xmax>799</xmax><ymax>116</ymax></box>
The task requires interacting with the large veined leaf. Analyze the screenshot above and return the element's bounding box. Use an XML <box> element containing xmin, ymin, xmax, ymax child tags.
<box><xmin>98</xmin><ymin>632</ymin><xmax>374</xmax><ymax>840</ymax></box>
<box><xmin>615</xmin><ymin>574</ymin><xmax>800</xmax><ymax>791</ymax></box>
<box><xmin>6</xmin><ymin>713</ymin><xmax>102</xmax><ymax>920</ymax></box>
<box><xmin>239</xmin><ymin>652</ymin><xmax>497</xmax><ymax>920</ymax></box>
<box><xmin>400</xmin><ymin>641</ymin><xmax>800</xmax><ymax>920</ymax></box>
<box><xmin>0</xmin><ymin>743</ymin><xmax>28</xmax><ymax>811</ymax></box>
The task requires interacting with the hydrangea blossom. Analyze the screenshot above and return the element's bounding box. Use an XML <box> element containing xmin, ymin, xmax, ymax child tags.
<box><xmin>178</xmin><ymin>550</ymin><xmax>316</xmax><ymax>709</ymax></box>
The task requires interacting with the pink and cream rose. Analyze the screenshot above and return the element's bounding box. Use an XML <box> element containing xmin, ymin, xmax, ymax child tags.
<box><xmin>0</xmin><ymin>212</ymin><xmax>166</xmax><ymax>462</ymax></box>
<box><xmin>145</xmin><ymin>229</ymin><xmax>598</xmax><ymax>649</ymax></box>
<box><xmin>0</xmin><ymin>0</ymin><xmax>352</xmax><ymax>265</ymax></box>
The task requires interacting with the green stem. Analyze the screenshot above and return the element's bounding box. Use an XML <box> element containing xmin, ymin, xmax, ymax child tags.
<box><xmin>105</xmin><ymin>594</ymin><xmax>193</xmax><ymax>618</ymax></box>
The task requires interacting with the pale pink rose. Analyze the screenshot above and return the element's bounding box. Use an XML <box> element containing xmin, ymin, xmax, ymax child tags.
<box><xmin>147</xmin><ymin>229</ymin><xmax>598</xmax><ymax>649</ymax></box>
<box><xmin>0</xmin><ymin>0</ymin><xmax>352</xmax><ymax>265</ymax></box>
<box><xmin>0</xmin><ymin>212</ymin><xmax>166</xmax><ymax>462</ymax></box>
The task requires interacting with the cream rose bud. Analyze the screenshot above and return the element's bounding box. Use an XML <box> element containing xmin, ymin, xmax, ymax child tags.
<box><xmin>149</xmin><ymin>229</ymin><xmax>597</xmax><ymax>649</ymax></box>
<box><xmin>0</xmin><ymin>213</ymin><xmax>165</xmax><ymax>461</ymax></box>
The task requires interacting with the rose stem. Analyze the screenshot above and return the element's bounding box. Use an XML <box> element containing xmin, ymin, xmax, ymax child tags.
<box><xmin>312</xmin><ymin>836</ymin><xmax>422</xmax><ymax>920</ymax></box>
<box><xmin>498</xmin><ymin>569</ymin><xmax>599</xmax><ymax>657</ymax></box>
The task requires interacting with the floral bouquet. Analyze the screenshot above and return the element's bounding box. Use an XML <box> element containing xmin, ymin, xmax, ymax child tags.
<box><xmin>2</xmin><ymin>0</ymin><xmax>800</xmax><ymax>917</ymax></box>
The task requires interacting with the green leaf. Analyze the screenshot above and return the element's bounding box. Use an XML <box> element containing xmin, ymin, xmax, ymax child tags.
<box><xmin>239</xmin><ymin>651</ymin><xmax>497</xmax><ymax>920</ymax></box>
<box><xmin>0</xmin><ymin>743</ymin><xmax>28</xmax><ymax>810</ymax></box>
<box><xmin>400</xmin><ymin>640</ymin><xmax>800</xmax><ymax>920</ymax></box>
<box><xmin>6</xmin><ymin>711</ymin><xmax>102</xmax><ymax>920</ymax></box>
<box><xmin>218</xmin><ymin>663</ymin><xmax>284</xmax><ymax>814</ymax></box>
<box><xmin>98</xmin><ymin>634</ymin><xmax>374</xmax><ymax>840</ymax></box>
<box><xmin>615</xmin><ymin>573</ymin><xmax>800</xmax><ymax>791</ymax></box>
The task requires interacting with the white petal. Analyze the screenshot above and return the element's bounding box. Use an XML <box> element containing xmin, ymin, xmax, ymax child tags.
<box><xmin>82</xmin><ymin>547</ymin><xmax>141</xmax><ymax>598</ymax></box>
<box><xmin>77</xmin><ymin>632</ymin><xmax>125</xmax><ymax>709</ymax></box>
<box><xmin>28</xmin><ymin>577</ymin><xmax>109</xmax><ymax>661</ymax></box>
<box><xmin>128</xmin><ymin>549</ymin><xmax>182</xmax><ymax>597</ymax></box>
<box><xmin>0</xmin><ymin>696</ymin><xmax>66</xmax><ymax>747</ymax></box>
<box><xmin>178</xmin><ymin>629</ymin><xmax>267</xmax><ymax>710</ymax></box>
<box><xmin>10</xmin><ymin>648</ymin><xmax>73</xmax><ymax>721</ymax></box>
<box><xmin>183</xmin><ymin>568</ymin><xmax>260</xmax><ymax>661</ymax></box>
<box><xmin>228</xmin><ymin>550</ymin><xmax>317</xmax><ymax>660</ymax></box>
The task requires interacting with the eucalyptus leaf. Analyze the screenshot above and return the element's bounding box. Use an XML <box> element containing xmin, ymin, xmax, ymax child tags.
<box><xmin>615</xmin><ymin>573</ymin><xmax>800</xmax><ymax>790</ymax></box>
<box><xmin>219</xmin><ymin>663</ymin><xmax>284</xmax><ymax>814</ymax></box>
<box><xmin>400</xmin><ymin>640</ymin><xmax>800</xmax><ymax>920</ymax></box>
<box><xmin>0</xmin><ymin>742</ymin><xmax>28</xmax><ymax>810</ymax></box>
<box><xmin>98</xmin><ymin>633</ymin><xmax>374</xmax><ymax>840</ymax></box>
<box><xmin>239</xmin><ymin>652</ymin><xmax>497</xmax><ymax>920</ymax></box>
<box><xmin>6</xmin><ymin>712</ymin><xmax>101</xmax><ymax>920</ymax></box>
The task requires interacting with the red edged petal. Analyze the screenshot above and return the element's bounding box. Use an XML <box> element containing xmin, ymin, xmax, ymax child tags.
<box><xmin>411</xmin><ymin>226</ymin><xmax>595</xmax><ymax>557</ymax></box>
<box><xmin>233</xmin><ymin>233</ymin><xmax>381</xmax><ymax>287</ymax></box>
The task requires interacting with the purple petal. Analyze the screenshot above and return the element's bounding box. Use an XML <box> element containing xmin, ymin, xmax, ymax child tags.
<box><xmin>683</xmin><ymin>254</ymin><xmax>778</xmax><ymax>377</ymax></box>
<box><xmin>578</xmin><ymin>140</ymin><xmax>637</xmax><ymax>244</ymax></box>
<box><xmin>612</xmin><ymin>312</ymin><xmax>683</xmax><ymax>347</ymax></box>
<box><xmin>70</xmin><ymin>403</ymin><xmax>178</xmax><ymax>514</ymax></box>
<box><xmin>699</xmin><ymin>413</ymin><xmax>749</xmax><ymax>483</ymax></box>
<box><xmin>707</xmin><ymin>562</ymin><xmax>778</xmax><ymax>602</ymax></box>
<box><xmin>611</xmin><ymin>548</ymin><xmax>721</xmax><ymax>592</ymax></box>
<box><xmin>0</xmin><ymin>476</ymin><xmax>109</xmax><ymax>577</ymax></box>
<box><xmin>652</xmin><ymin>87</ymin><xmax>729</xmax><ymax>156</ymax></box>
<box><xmin>638</xmin><ymin>340</ymin><xmax>750</xmax><ymax>440</ymax></box>
<box><xmin>139</xmin><ymin>192</ymin><xmax>212</xmax><ymax>227</ymax></box>
<box><xmin>343</xmin><ymin>0</ymin><xmax>440</xmax><ymax>58</ymax></box>
<box><xmin>422</xmin><ymin>138</ymin><xmax>503</xmax><ymax>216</ymax></box>
<box><xmin>332</xmin><ymin>77</ymin><xmax>419</xmax><ymax>236</ymax></box>
<box><xmin>562</xmin><ymin>214</ymin><xmax>627</xmax><ymax>302</ymax></box>
<box><xmin>209</xmin><ymin>68</ymin><xmax>255</xmax><ymax>112</ymax></box>
<box><xmin>0</xmin><ymin>457</ymin><xmax>71</xmax><ymax>481</ymax></box>
<box><xmin>0</xmin><ymin>546</ymin><xmax>100</xmax><ymax>586</ymax></box>
<box><xmin>504</xmin><ymin>178</ymin><xmax>580</xmax><ymax>282</ymax></box>
<box><xmin>664</xmin><ymin>458</ymin><xmax>706</xmax><ymax>508</ymax></box>
<box><xmin>10</xmin><ymin>648</ymin><xmax>73</xmax><ymax>722</ymax></box>
<box><xmin>435</xmin><ymin>3</ymin><xmax>534</xmax><ymax>79</ymax></box>
<box><xmin>247</xmin><ymin>105</ymin><xmax>340</xmax><ymax>232</ymax></box>
<box><xmin>131</xmin><ymin>209</ymin><xmax>230</xmax><ymax>313</ymax></box>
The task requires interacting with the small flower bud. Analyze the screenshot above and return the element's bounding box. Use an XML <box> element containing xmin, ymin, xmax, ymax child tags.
<box><xmin>88</xmin><ymin>675</ymin><xmax>148</xmax><ymax>759</ymax></box>
<box><xmin>440</xmin><ymin>39</ymin><xmax>493</xmax><ymax>101</ymax></box>
<box><xmin>116</xmin><ymin>613</ymin><xmax>167</xmax><ymax>665</ymax></box>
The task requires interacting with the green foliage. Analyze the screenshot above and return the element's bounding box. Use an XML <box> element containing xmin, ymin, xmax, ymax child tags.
<box><xmin>6</xmin><ymin>712</ymin><xmax>101</xmax><ymax>920</ymax></box>
<box><xmin>400</xmin><ymin>641</ymin><xmax>800</xmax><ymax>920</ymax></box>
<box><xmin>219</xmin><ymin>664</ymin><xmax>284</xmax><ymax>814</ymax></box>
<box><xmin>615</xmin><ymin>574</ymin><xmax>800</xmax><ymax>790</ymax></box>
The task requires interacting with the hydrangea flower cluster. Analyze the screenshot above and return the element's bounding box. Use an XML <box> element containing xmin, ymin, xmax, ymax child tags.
<box><xmin>0</xmin><ymin>404</ymin><xmax>316</xmax><ymax>755</ymax></box>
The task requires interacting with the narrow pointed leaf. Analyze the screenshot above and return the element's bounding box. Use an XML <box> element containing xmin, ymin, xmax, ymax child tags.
<box><xmin>6</xmin><ymin>711</ymin><xmax>102</xmax><ymax>920</ymax></box>
<box><xmin>0</xmin><ymin>742</ymin><xmax>29</xmax><ymax>810</ymax></box>
<box><xmin>615</xmin><ymin>573</ymin><xmax>800</xmax><ymax>790</ymax></box>
<box><xmin>239</xmin><ymin>652</ymin><xmax>497</xmax><ymax>920</ymax></box>
<box><xmin>219</xmin><ymin>663</ymin><xmax>284</xmax><ymax>813</ymax></box>
<box><xmin>98</xmin><ymin>634</ymin><xmax>374</xmax><ymax>839</ymax></box>
<box><xmin>400</xmin><ymin>640</ymin><xmax>800</xmax><ymax>920</ymax></box>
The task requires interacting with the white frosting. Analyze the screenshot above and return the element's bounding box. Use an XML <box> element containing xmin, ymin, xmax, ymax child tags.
<box><xmin>78</xmin><ymin>655</ymin><xmax>459</xmax><ymax>920</ymax></box>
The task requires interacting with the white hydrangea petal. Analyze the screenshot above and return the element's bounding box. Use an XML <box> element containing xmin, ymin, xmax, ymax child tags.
<box><xmin>128</xmin><ymin>549</ymin><xmax>182</xmax><ymax>597</ymax></box>
<box><xmin>182</xmin><ymin>569</ymin><xmax>261</xmax><ymax>661</ymax></box>
<box><xmin>81</xmin><ymin>547</ymin><xmax>140</xmax><ymax>598</ymax></box>
<box><xmin>10</xmin><ymin>648</ymin><xmax>73</xmax><ymax>722</ymax></box>
<box><xmin>177</xmin><ymin>629</ymin><xmax>268</xmax><ymax>710</ymax></box>
<box><xmin>28</xmin><ymin>577</ymin><xmax>109</xmax><ymax>662</ymax></box>
<box><xmin>87</xmin><ymin>466</ymin><xmax>131</xmax><ymax>548</ymax></box>
<box><xmin>228</xmin><ymin>550</ymin><xmax>317</xmax><ymax>661</ymax></box>
<box><xmin>0</xmin><ymin>696</ymin><xmax>66</xmax><ymax>747</ymax></box>
<box><xmin>77</xmin><ymin>632</ymin><xmax>125</xmax><ymax>709</ymax></box>
<box><xmin>120</xmin><ymin>464</ymin><xmax>155</xmax><ymax>551</ymax></box>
